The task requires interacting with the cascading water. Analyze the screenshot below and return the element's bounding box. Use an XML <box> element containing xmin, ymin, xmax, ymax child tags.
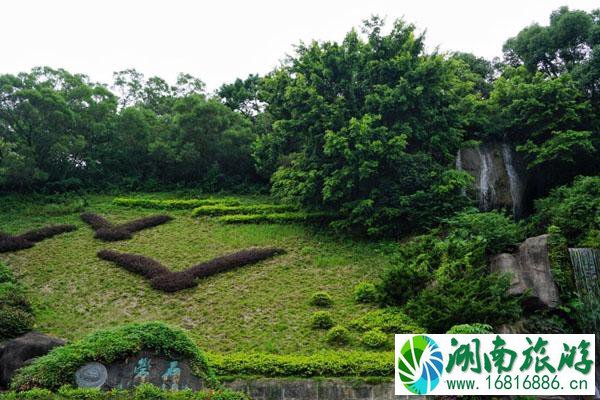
<box><xmin>501</xmin><ymin>143</ymin><xmax>524</xmax><ymax>218</ymax></box>
<box><xmin>568</xmin><ymin>248</ymin><xmax>600</xmax><ymax>297</ymax></box>
<box><xmin>477</xmin><ymin>147</ymin><xmax>495</xmax><ymax>211</ymax></box>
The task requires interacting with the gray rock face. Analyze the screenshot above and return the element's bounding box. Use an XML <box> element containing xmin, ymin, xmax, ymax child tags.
<box><xmin>76</xmin><ymin>350</ymin><xmax>204</xmax><ymax>391</ymax></box>
<box><xmin>456</xmin><ymin>142</ymin><xmax>526</xmax><ymax>218</ymax></box>
<box><xmin>490</xmin><ymin>234</ymin><xmax>560</xmax><ymax>308</ymax></box>
<box><xmin>0</xmin><ymin>332</ymin><xmax>65</xmax><ymax>388</ymax></box>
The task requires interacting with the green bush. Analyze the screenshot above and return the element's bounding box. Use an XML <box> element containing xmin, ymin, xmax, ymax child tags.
<box><xmin>113</xmin><ymin>197</ymin><xmax>240</xmax><ymax>210</ymax></box>
<box><xmin>192</xmin><ymin>204</ymin><xmax>296</xmax><ymax>217</ymax></box>
<box><xmin>444</xmin><ymin>209</ymin><xmax>525</xmax><ymax>254</ymax></box>
<box><xmin>325</xmin><ymin>326</ymin><xmax>351</xmax><ymax>346</ymax></box>
<box><xmin>379</xmin><ymin>261</ymin><xmax>431</xmax><ymax>306</ymax></box>
<box><xmin>350</xmin><ymin>308</ymin><xmax>424</xmax><ymax>333</ymax></box>
<box><xmin>310</xmin><ymin>311</ymin><xmax>334</xmax><ymax>329</ymax></box>
<box><xmin>547</xmin><ymin>226</ymin><xmax>577</xmax><ymax>299</ymax></box>
<box><xmin>11</xmin><ymin>322</ymin><xmax>218</xmax><ymax>391</ymax></box>
<box><xmin>0</xmin><ymin>384</ymin><xmax>249</xmax><ymax>399</ymax></box>
<box><xmin>206</xmin><ymin>351</ymin><xmax>393</xmax><ymax>377</ymax></box>
<box><xmin>0</xmin><ymin>262</ymin><xmax>15</xmax><ymax>283</ymax></box>
<box><xmin>531</xmin><ymin>176</ymin><xmax>600</xmax><ymax>245</ymax></box>
<box><xmin>446</xmin><ymin>323</ymin><xmax>493</xmax><ymax>334</ymax></box>
<box><xmin>0</xmin><ymin>306</ymin><xmax>34</xmax><ymax>341</ymax></box>
<box><xmin>353</xmin><ymin>282</ymin><xmax>378</xmax><ymax>303</ymax></box>
<box><xmin>404</xmin><ymin>239</ymin><xmax>522</xmax><ymax>333</ymax></box>
<box><xmin>0</xmin><ymin>278</ymin><xmax>34</xmax><ymax>341</ymax></box>
<box><xmin>309</xmin><ymin>291</ymin><xmax>333</xmax><ymax>307</ymax></box>
<box><xmin>217</xmin><ymin>212</ymin><xmax>333</xmax><ymax>224</ymax></box>
<box><xmin>361</xmin><ymin>329</ymin><xmax>389</xmax><ymax>349</ymax></box>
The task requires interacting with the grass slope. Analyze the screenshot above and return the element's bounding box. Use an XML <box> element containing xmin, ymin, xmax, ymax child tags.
<box><xmin>0</xmin><ymin>193</ymin><xmax>390</xmax><ymax>354</ymax></box>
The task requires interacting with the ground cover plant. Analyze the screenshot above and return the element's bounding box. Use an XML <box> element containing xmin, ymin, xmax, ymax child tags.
<box><xmin>0</xmin><ymin>225</ymin><xmax>76</xmax><ymax>253</ymax></box>
<box><xmin>0</xmin><ymin>193</ymin><xmax>389</xmax><ymax>354</ymax></box>
<box><xmin>80</xmin><ymin>213</ymin><xmax>172</xmax><ymax>241</ymax></box>
<box><xmin>97</xmin><ymin>247</ymin><xmax>285</xmax><ymax>292</ymax></box>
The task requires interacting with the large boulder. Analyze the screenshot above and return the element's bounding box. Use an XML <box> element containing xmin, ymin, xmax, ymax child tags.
<box><xmin>456</xmin><ymin>142</ymin><xmax>527</xmax><ymax>218</ymax></box>
<box><xmin>0</xmin><ymin>332</ymin><xmax>65</xmax><ymax>388</ymax></box>
<box><xmin>490</xmin><ymin>234</ymin><xmax>560</xmax><ymax>308</ymax></box>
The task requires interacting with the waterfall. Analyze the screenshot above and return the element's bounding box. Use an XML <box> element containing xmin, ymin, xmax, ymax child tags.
<box><xmin>569</xmin><ymin>248</ymin><xmax>600</xmax><ymax>297</ymax></box>
<box><xmin>455</xmin><ymin>149</ymin><xmax>466</xmax><ymax>196</ymax></box>
<box><xmin>477</xmin><ymin>147</ymin><xmax>495</xmax><ymax>211</ymax></box>
<box><xmin>501</xmin><ymin>143</ymin><xmax>523</xmax><ymax>218</ymax></box>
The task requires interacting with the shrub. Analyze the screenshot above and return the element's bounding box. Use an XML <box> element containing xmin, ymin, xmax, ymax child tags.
<box><xmin>0</xmin><ymin>279</ymin><xmax>34</xmax><ymax>341</ymax></box>
<box><xmin>192</xmin><ymin>204</ymin><xmax>296</xmax><ymax>217</ymax></box>
<box><xmin>404</xmin><ymin>240</ymin><xmax>522</xmax><ymax>333</ymax></box>
<box><xmin>444</xmin><ymin>209</ymin><xmax>525</xmax><ymax>254</ymax></box>
<box><xmin>361</xmin><ymin>329</ymin><xmax>389</xmax><ymax>349</ymax></box>
<box><xmin>310</xmin><ymin>311</ymin><xmax>334</xmax><ymax>329</ymax></box>
<box><xmin>379</xmin><ymin>261</ymin><xmax>431</xmax><ymax>306</ymax></box>
<box><xmin>325</xmin><ymin>326</ymin><xmax>351</xmax><ymax>346</ymax></box>
<box><xmin>0</xmin><ymin>306</ymin><xmax>34</xmax><ymax>341</ymax></box>
<box><xmin>98</xmin><ymin>248</ymin><xmax>285</xmax><ymax>293</ymax></box>
<box><xmin>531</xmin><ymin>176</ymin><xmax>600</xmax><ymax>244</ymax></box>
<box><xmin>206</xmin><ymin>351</ymin><xmax>393</xmax><ymax>377</ymax></box>
<box><xmin>350</xmin><ymin>308</ymin><xmax>424</xmax><ymax>333</ymax></box>
<box><xmin>309</xmin><ymin>291</ymin><xmax>333</xmax><ymax>307</ymax></box>
<box><xmin>547</xmin><ymin>226</ymin><xmax>577</xmax><ymax>300</ymax></box>
<box><xmin>446</xmin><ymin>323</ymin><xmax>493</xmax><ymax>334</ymax></box>
<box><xmin>81</xmin><ymin>213</ymin><xmax>172</xmax><ymax>242</ymax></box>
<box><xmin>217</xmin><ymin>212</ymin><xmax>334</xmax><ymax>224</ymax></box>
<box><xmin>10</xmin><ymin>322</ymin><xmax>218</xmax><ymax>391</ymax></box>
<box><xmin>113</xmin><ymin>197</ymin><xmax>241</xmax><ymax>209</ymax></box>
<box><xmin>353</xmin><ymin>282</ymin><xmax>378</xmax><ymax>303</ymax></box>
<box><xmin>0</xmin><ymin>225</ymin><xmax>76</xmax><ymax>253</ymax></box>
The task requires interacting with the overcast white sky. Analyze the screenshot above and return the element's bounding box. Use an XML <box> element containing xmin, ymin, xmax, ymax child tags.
<box><xmin>2</xmin><ymin>0</ymin><xmax>598</xmax><ymax>91</ymax></box>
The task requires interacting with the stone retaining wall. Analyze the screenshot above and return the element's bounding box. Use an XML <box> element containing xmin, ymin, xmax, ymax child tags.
<box><xmin>222</xmin><ymin>378</ymin><xmax>421</xmax><ymax>400</ymax></box>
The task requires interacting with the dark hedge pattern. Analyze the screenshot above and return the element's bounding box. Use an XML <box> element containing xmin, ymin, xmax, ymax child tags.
<box><xmin>0</xmin><ymin>225</ymin><xmax>76</xmax><ymax>253</ymax></box>
<box><xmin>98</xmin><ymin>247</ymin><xmax>285</xmax><ymax>292</ymax></box>
<box><xmin>80</xmin><ymin>213</ymin><xmax>172</xmax><ymax>241</ymax></box>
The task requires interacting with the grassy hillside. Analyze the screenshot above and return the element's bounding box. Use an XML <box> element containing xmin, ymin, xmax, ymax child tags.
<box><xmin>0</xmin><ymin>193</ymin><xmax>391</xmax><ymax>354</ymax></box>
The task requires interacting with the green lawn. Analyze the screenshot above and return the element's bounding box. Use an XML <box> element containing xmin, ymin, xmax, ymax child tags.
<box><xmin>0</xmin><ymin>193</ymin><xmax>392</xmax><ymax>355</ymax></box>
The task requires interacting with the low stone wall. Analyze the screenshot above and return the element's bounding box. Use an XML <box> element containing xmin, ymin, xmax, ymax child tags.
<box><xmin>222</xmin><ymin>378</ymin><xmax>421</xmax><ymax>400</ymax></box>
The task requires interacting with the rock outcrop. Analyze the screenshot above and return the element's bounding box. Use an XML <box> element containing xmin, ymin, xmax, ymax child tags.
<box><xmin>456</xmin><ymin>142</ymin><xmax>527</xmax><ymax>218</ymax></box>
<box><xmin>0</xmin><ymin>332</ymin><xmax>65</xmax><ymax>388</ymax></box>
<box><xmin>75</xmin><ymin>350</ymin><xmax>205</xmax><ymax>391</ymax></box>
<box><xmin>490</xmin><ymin>234</ymin><xmax>560</xmax><ymax>308</ymax></box>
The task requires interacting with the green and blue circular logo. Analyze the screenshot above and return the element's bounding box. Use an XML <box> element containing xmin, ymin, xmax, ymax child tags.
<box><xmin>397</xmin><ymin>335</ymin><xmax>444</xmax><ymax>395</ymax></box>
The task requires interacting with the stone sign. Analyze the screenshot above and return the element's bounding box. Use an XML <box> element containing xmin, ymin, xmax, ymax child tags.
<box><xmin>75</xmin><ymin>351</ymin><xmax>204</xmax><ymax>391</ymax></box>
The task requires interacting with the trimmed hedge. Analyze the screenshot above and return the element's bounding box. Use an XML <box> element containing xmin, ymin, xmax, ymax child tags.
<box><xmin>0</xmin><ymin>385</ymin><xmax>249</xmax><ymax>400</ymax></box>
<box><xmin>217</xmin><ymin>212</ymin><xmax>334</xmax><ymax>224</ymax></box>
<box><xmin>192</xmin><ymin>204</ymin><xmax>296</xmax><ymax>217</ymax></box>
<box><xmin>10</xmin><ymin>322</ymin><xmax>218</xmax><ymax>391</ymax></box>
<box><xmin>113</xmin><ymin>198</ymin><xmax>241</xmax><ymax>209</ymax></box>
<box><xmin>80</xmin><ymin>213</ymin><xmax>172</xmax><ymax>241</ymax></box>
<box><xmin>98</xmin><ymin>248</ymin><xmax>285</xmax><ymax>292</ymax></box>
<box><xmin>361</xmin><ymin>329</ymin><xmax>389</xmax><ymax>349</ymax></box>
<box><xmin>0</xmin><ymin>225</ymin><xmax>76</xmax><ymax>253</ymax></box>
<box><xmin>206</xmin><ymin>351</ymin><xmax>393</xmax><ymax>378</ymax></box>
<box><xmin>325</xmin><ymin>326</ymin><xmax>351</xmax><ymax>346</ymax></box>
<box><xmin>446</xmin><ymin>323</ymin><xmax>493</xmax><ymax>334</ymax></box>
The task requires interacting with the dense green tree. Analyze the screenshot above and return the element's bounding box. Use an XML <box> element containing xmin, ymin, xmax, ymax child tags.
<box><xmin>260</xmin><ymin>18</ymin><xmax>477</xmax><ymax>236</ymax></box>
